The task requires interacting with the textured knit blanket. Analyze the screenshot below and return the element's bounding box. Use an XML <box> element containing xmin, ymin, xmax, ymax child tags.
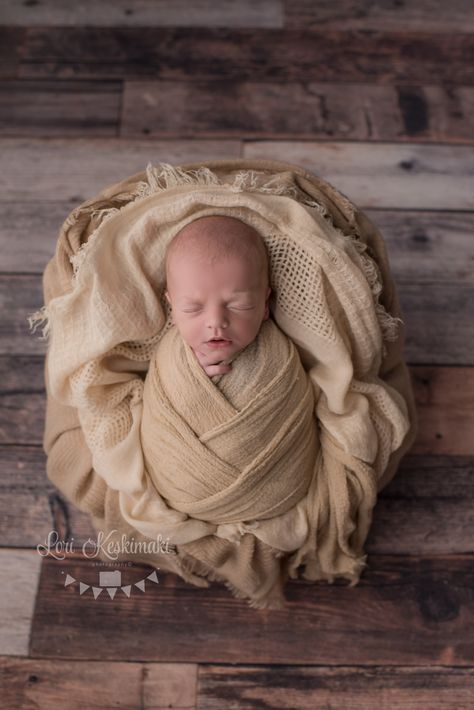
<box><xmin>30</xmin><ymin>158</ymin><xmax>418</xmax><ymax>609</ymax></box>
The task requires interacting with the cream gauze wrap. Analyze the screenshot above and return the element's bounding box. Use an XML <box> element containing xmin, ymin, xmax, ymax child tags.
<box><xmin>30</xmin><ymin>158</ymin><xmax>418</xmax><ymax>610</ymax></box>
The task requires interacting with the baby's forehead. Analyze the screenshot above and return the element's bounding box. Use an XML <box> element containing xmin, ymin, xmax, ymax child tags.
<box><xmin>167</xmin><ymin>216</ymin><xmax>262</xmax><ymax>264</ymax></box>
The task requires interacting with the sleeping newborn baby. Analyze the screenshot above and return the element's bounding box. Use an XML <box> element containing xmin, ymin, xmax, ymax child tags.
<box><xmin>163</xmin><ymin>215</ymin><xmax>272</xmax><ymax>377</ymax></box>
<box><xmin>140</xmin><ymin>214</ymin><xmax>318</xmax><ymax>551</ymax></box>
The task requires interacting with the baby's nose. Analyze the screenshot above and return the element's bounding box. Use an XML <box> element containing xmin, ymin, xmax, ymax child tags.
<box><xmin>207</xmin><ymin>306</ymin><xmax>229</xmax><ymax>328</ymax></box>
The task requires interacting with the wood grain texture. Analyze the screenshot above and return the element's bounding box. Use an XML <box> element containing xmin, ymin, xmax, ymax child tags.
<box><xmin>0</xmin><ymin>138</ymin><xmax>472</xmax><ymax>207</ymax></box>
<box><xmin>0</xmin><ymin>656</ymin><xmax>198</xmax><ymax>709</ymax></box>
<box><xmin>243</xmin><ymin>141</ymin><xmax>474</xmax><ymax>209</ymax></box>
<box><xmin>0</xmin><ymin>28</ymin><xmax>22</xmax><ymax>79</ymax></box>
<box><xmin>197</xmin><ymin>664</ymin><xmax>474</xmax><ymax>709</ymax></box>
<box><xmin>1</xmin><ymin>0</ymin><xmax>284</xmax><ymax>28</ymax></box>
<box><xmin>121</xmin><ymin>80</ymin><xmax>474</xmax><ymax>143</ymax></box>
<box><xmin>1</xmin><ymin>3</ymin><xmax>473</xmax><ymax>699</ymax></box>
<box><xmin>0</xmin><ymin>80</ymin><xmax>122</xmax><ymax>137</ymax></box>
<box><xmin>0</xmin><ymin>138</ymin><xmax>242</xmax><ymax>201</ymax></box>
<box><xmin>0</xmin><ymin>549</ymin><xmax>42</xmax><ymax>656</ymax></box>
<box><xmin>284</xmin><ymin>0</ymin><xmax>474</xmax><ymax>32</ymax></box>
<box><xmin>17</xmin><ymin>28</ymin><xmax>474</xmax><ymax>84</ymax></box>
<box><xmin>29</xmin><ymin>554</ymin><xmax>474</xmax><ymax>665</ymax></box>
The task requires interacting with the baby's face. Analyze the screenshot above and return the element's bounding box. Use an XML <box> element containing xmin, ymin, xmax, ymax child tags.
<box><xmin>165</xmin><ymin>251</ymin><xmax>271</xmax><ymax>363</ymax></box>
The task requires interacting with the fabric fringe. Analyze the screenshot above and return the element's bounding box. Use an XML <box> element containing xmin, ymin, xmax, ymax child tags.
<box><xmin>138</xmin><ymin>162</ymin><xmax>404</xmax><ymax>346</ymax></box>
<box><xmin>27</xmin><ymin>304</ymin><xmax>51</xmax><ymax>341</ymax></box>
<box><xmin>27</xmin><ymin>160</ymin><xmax>402</xmax><ymax>353</ymax></box>
<box><xmin>177</xmin><ymin>548</ymin><xmax>287</xmax><ymax>611</ymax></box>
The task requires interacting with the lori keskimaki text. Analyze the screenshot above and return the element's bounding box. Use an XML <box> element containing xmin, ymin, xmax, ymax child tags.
<box><xmin>37</xmin><ymin>530</ymin><xmax>177</xmax><ymax>561</ymax></box>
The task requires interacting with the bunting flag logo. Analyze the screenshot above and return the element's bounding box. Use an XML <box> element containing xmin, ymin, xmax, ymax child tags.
<box><xmin>61</xmin><ymin>568</ymin><xmax>160</xmax><ymax>599</ymax></box>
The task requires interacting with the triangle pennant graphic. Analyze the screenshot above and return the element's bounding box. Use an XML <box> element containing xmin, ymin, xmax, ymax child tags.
<box><xmin>79</xmin><ymin>582</ymin><xmax>90</xmax><ymax>595</ymax></box>
<box><xmin>147</xmin><ymin>571</ymin><xmax>159</xmax><ymax>584</ymax></box>
<box><xmin>64</xmin><ymin>574</ymin><xmax>76</xmax><ymax>587</ymax></box>
<box><xmin>135</xmin><ymin>579</ymin><xmax>146</xmax><ymax>592</ymax></box>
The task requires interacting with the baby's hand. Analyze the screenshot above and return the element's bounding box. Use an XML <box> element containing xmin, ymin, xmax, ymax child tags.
<box><xmin>194</xmin><ymin>348</ymin><xmax>233</xmax><ymax>378</ymax></box>
<box><xmin>203</xmin><ymin>361</ymin><xmax>233</xmax><ymax>377</ymax></box>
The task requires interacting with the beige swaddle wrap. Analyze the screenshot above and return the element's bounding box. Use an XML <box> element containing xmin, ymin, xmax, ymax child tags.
<box><xmin>30</xmin><ymin>158</ymin><xmax>418</xmax><ymax>609</ymax></box>
<box><xmin>141</xmin><ymin>318</ymin><xmax>318</xmax><ymax>546</ymax></box>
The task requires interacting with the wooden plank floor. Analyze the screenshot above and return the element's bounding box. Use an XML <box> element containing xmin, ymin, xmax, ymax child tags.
<box><xmin>1</xmin><ymin>2</ymin><xmax>473</xmax><ymax>708</ymax></box>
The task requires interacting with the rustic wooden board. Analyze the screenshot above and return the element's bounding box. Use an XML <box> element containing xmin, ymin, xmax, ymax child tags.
<box><xmin>0</xmin><ymin>28</ymin><xmax>22</xmax><ymax>79</ymax></box>
<box><xmin>244</xmin><ymin>141</ymin><xmax>474</xmax><ymax>210</ymax></box>
<box><xmin>3</xmin><ymin>0</ymin><xmax>474</xmax><ymax>33</ymax></box>
<box><xmin>0</xmin><ymin>656</ymin><xmax>197</xmax><ymax>709</ymax></box>
<box><xmin>1</xmin><ymin>0</ymin><xmax>283</xmax><ymax>28</ymax></box>
<box><xmin>2</xmin><ymin>206</ymin><xmax>474</xmax><ymax>282</ymax></box>
<box><xmin>284</xmin><ymin>0</ymin><xmax>474</xmax><ymax>32</ymax></box>
<box><xmin>400</xmin><ymin>291</ymin><xmax>474</xmax><ymax>365</ymax></box>
<box><xmin>0</xmin><ymin>549</ymin><xmax>42</xmax><ymax>656</ymax></box>
<box><xmin>17</xmin><ymin>29</ymin><xmax>474</xmax><ymax>84</ymax></box>
<box><xmin>411</xmin><ymin>366</ymin><xmax>474</xmax><ymax>451</ymax></box>
<box><xmin>1</xmin><ymin>139</ymin><xmax>472</xmax><ymax>208</ymax></box>
<box><xmin>0</xmin><ymin>80</ymin><xmax>121</xmax><ymax>137</ymax></box>
<box><xmin>197</xmin><ymin>664</ymin><xmax>474</xmax><ymax>709</ymax></box>
<box><xmin>5</xmin><ymin>275</ymin><xmax>473</xmax><ymax>360</ymax></box>
<box><xmin>0</xmin><ymin>201</ymin><xmax>71</xmax><ymax>272</ymax></box>
<box><xmin>0</xmin><ymin>138</ymin><xmax>242</xmax><ymax>202</ymax></box>
<box><xmin>121</xmin><ymin>80</ymin><xmax>474</xmax><ymax>143</ymax></box>
<box><xmin>29</xmin><ymin>554</ymin><xmax>474</xmax><ymax>665</ymax></box>
<box><xmin>366</xmin><ymin>210</ymin><xmax>474</xmax><ymax>285</ymax></box>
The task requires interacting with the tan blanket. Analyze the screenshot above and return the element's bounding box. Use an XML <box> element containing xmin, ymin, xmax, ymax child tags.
<box><xmin>30</xmin><ymin>158</ymin><xmax>418</xmax><ymax>609</ymax></box>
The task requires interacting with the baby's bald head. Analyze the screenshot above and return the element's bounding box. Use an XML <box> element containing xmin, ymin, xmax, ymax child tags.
<box><xmin>164</xmin><ymin>216</ymin><xmax>272</xmax><ymax>360</ymax></box>
<box><xmin>164</xmin><ymin>215</ymin><xmax>270</xmax><ymax>291</ymax></box>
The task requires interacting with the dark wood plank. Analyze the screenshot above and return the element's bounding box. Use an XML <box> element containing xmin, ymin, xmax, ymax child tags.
<box><xmin>1</xmin><ymin>0</ymin><xmax>283</xmax><ymax>28</ymax></box>
<box><xmin>0</xmin><ymin>357</ymin><xmax>47</xmax><ymax>436</ymax></box>
<box><xmin>410</xmin><ymin>366</ymin><xmax>474</xmax><ymax>450</ymax></box>
<box><xmin>197</xmin><ymin>664</ymin><xmax>474</xmax><ymax>709</ymax></box>
<box><xmin>29</xmin><ymin>554</ymin><xmax>474</xmax><ymax>664</ymax></box>
<box><xmin>6</xmin><ymin>275</ymin><xmax>474</xmax><ymax>360</ymax></box>
<box><xmin>18</xmin><ymin>28</ymin><xmax>474</xmax><ymax>84</ymax></box>
<box><xmin>0</xmin><ymin>28</ymin><xmax>22</xmax><ymax>79</ymax></box>
<box><xmin>0</xmin><ymin>656</ymin><xmax>197</xmax><ymax>709</ymax></box>
<box><xmin>3</xmin><ymin>206</ymin><xmax>474</xmax><ymax>279</ymax></box>
<box><xmin>0</xmin><ymin>80</ymin><xmax>121</xmax><ymax>137</ymax></box>
<box><xmin>285</xmin><ymin>0</ymin><xmax>474</xmax><ymax>32</ymax></box>
<box><xmin>122</xmin><ymin>80</ymin><xmax>474</xmax><ymax>143</ymax></box>
<box><xmin>401</xmin><ymin>292</ymin><xmax>474</xmax><ymax>365</ymax></box>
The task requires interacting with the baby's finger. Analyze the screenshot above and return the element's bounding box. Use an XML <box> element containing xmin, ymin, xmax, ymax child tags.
<box><xmin>205</xmin><ymin>362</ymin><xmax>232</xmax><ymax>376</ymax></box>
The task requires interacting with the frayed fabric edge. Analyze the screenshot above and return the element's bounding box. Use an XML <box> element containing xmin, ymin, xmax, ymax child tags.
<box><xmin>26</xmin><ymin>161</ymin><xmax>402</xmax><ymax>353</ymax></box>
<box><xmin>177</xmin><ymin>548</ymin><xmax>288</xmax><ymax>611</ymax></box>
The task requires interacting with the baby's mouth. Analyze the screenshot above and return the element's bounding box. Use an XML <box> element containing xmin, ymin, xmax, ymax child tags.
<box><xmin>207</xmin><ymin>337</ymin><xmax>232</xmax><ymax>347</ymax></box>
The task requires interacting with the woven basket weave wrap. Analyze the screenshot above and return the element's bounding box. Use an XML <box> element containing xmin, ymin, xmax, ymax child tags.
<box><xmin>30</xmin><ymin>158</ymin><xmax>418</xmax><ymax>609</ymax></box>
